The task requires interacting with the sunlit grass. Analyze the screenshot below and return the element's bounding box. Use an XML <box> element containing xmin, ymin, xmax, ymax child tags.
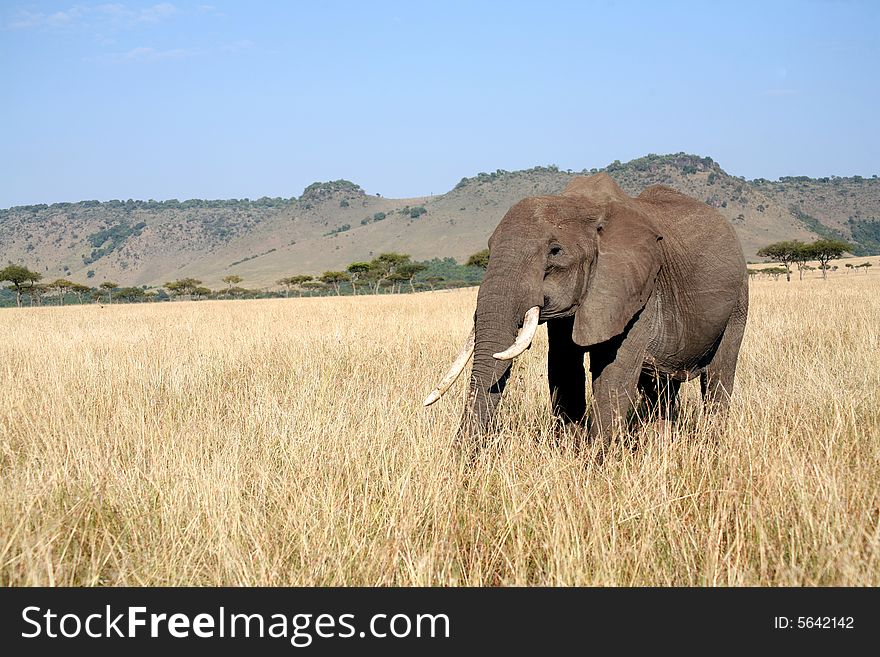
<box><xmin>1</xmin><ymin>275</ymin><xmax>878</xmax><ymax>585</ymax></box>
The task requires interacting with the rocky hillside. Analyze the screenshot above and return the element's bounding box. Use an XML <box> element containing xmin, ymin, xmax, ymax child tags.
<box><xmin>2</xmin><ymin>154</ymin><xmax>877</xmax><ymax>289</ymax></box>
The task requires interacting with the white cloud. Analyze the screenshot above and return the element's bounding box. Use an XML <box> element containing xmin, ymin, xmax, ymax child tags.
<box><xmin>92</xmin><ymin>44</ymin><xmax>192</xmax><ymax>62</ymax></box>
<box><xmin>136</xmin><ymin>2</ymin><xmax>177</xmax><ymax>24</ymax></box>
<box><xmin>195</xmin><ymin>4</ymin><xmax>225</xmax><ymax>18</ymax></box>
<box><xmin>90</xmin><ymin>40</ymin><xmax>252</xmax><ymax>64</ymax></box>
<box><xmin>8</xmin><ymin>9</ymin><xmax>46</xmax><ymax>29</ymax></box>
<box><xmin>6</xmin><ymin>3</ymin><xmax>179</xmax><ymax>31</ymax></box>
<box><xmin>46</xmin><ymin>7</ymin><xmax>87</xmax><ymax>26</ymax></box>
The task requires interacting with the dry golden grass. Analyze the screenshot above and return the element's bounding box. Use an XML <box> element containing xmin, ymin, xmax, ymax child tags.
<box><xmin>1</xmin><ymin>275</ymin><xmax>879</xmax><ymax>586</ymax></box>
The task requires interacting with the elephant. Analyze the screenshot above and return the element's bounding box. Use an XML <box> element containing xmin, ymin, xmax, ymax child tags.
<box><xmin>424</xmin><ymin>173</ymin><xmax>749</xmax><ymax>448</ymax></box>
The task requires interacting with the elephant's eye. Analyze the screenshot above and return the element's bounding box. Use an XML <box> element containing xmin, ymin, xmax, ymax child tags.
<box><xmin>549</xmin><ymin>244</ymin><xmax>563</xmax><ymax>257</ymax></box>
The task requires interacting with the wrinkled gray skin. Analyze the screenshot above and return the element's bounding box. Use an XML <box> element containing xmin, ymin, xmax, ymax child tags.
<box><xmin>460</xmin><ymin>173</ymin><xmax>748</xmax><ymax>447</ymax></box>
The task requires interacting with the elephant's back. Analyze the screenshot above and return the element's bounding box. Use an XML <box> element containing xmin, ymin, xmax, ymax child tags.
<box><xmin>636</xmin><ymin>185</ymin><xmax>747</xmax><ymax>374</ymax></box>
<box><xmin>636</xmin><ymin>185</ymin><xmax>745</xmax><ymax>275</ymax></box>
<box><xmin>638</xmin><ymin>184</ymin><xmax>734</xmax><ymax>231</ymax></box>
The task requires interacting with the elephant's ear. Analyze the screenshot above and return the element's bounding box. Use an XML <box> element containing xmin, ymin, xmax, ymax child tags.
<box><xmin>572</xmin><ymin>204</ymin><xmax>662</xmax><ymax>347</ymax></box>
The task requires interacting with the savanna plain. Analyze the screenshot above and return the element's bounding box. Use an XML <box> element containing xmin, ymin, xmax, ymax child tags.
<box><xmin>1</xmin><ymin>273</ymin><xmax>879</xmax><ymax>586</ymax></box>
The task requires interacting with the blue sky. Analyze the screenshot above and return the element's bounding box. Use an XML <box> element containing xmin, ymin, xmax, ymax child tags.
<box><xmin>1</xmin><ymin>1</ymin><xmax>878</xmax><ymax>207</ymax></box>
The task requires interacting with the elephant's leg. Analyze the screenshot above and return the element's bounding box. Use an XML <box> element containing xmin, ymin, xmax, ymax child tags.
<box><xmin>547</xmin><ymin>316</ymin><xmax>588</xmax><ymax>426</ymax></box>
<box><xmin>638</xmin><ymin>370</ymin><xmax>682</xmax><ymax>421</ymax></box>
<box><xmin>701</xmin><ymin>286</ymin><xmax>748</xmax><ymax>415</ymax></box>
<box><xmin>587</xmin><ymin>322</ymin><xmax>651</xmax><ymax>446</ymax></box>
<box><xmin>638</xmin><ymin>370</ymin><xmax>682</xmax><ymax>439</ymax></box>
<box><xmin>700</xmin><ymin>331</ymin><xmax>740</xmax><ymax>413</ymax></box>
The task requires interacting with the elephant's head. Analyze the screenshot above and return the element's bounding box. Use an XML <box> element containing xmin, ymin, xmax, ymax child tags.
<box><xmin>425</xmin><ymin>174</ymin><xmax>663</xmax><ymax>441</ymax></box>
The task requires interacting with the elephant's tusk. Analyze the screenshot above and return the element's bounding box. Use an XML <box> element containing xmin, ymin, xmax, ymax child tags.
<box><xmin>423</xmin><ymin>328</ymin><xmax>475</xmax><ymax>407</ymax></box>
<box><xmin>493</xmin><ymin>306</ymin><xmax>541</xmax><ymax>360</ymax></box>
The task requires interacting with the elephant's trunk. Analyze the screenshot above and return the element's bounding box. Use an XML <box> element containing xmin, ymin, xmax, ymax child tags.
<box><xmin>458</xmin><ymin>248</ymin><xmax>543</xmax><ymax>443</ymax></box>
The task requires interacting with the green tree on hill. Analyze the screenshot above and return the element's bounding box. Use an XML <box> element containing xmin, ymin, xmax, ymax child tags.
<box><xmin>277</xmin><ymin>275</ymin><xmax>313</xmax><ymax>297</ymax></box>
<box><xmin>386</xmin><ymin>271</ymin><xmax>408</xmax><ymax>294</ymax></box>
<box><xmin>301</xmin><ymin>280</ymin><xmax>326</xmax><ymax>296</ymax></box>
<box><xmin>756</xmin><ymin>240</ymin><xmax>803</xmax><ymax>282</ymax></box>
<box><xmin>291</xmin><ymin>275</ymin><xmax>314</xmax><ymax>297</ymax></box>
<box><xmin>163</xmin><ymin>278</ymin><xmax>202</xmax><ymax>299</ymax></box>
<box><xmin>320</xmin><ymin>271</ymin><xmax>351</xmax><ymax>295</ymax></box>
<box><xmin>760</xmin><ymin>266</ymin><xmax>787</xmax><ymax>281</ymax></box>
<box><xmin>192</xmin><ymin>286</ymin><xmax>212</xmax><ymax>300</ymax></box>
<box><xmin>69</xmin><ymin>283</ymin><xmax>91</xmax><ymax>304</ymax></box>
<box><xmin>277</xmin><ymin>276</ymin><xmax>295</xmax><ymax>298</ymax></box>
<box><xmin>346</xmin><ymin>262</ymin><xmax>371</xmax><ymax>296</ymax></box>
<box><xmin>466</xmin><ymin>249</ymin><xmax>490</xmax><ymax>269</ymax></box>
<box><xmin>793</xmin><ymin>244</ymin><xmax>812</xmax><ymax>280</ymax></box>
<box><xmin>116</xmin><ymin>287</ymin><xmax>146</xmax><ymax>302</ymax></box>
<box><xmin>222</xmin><ymin>275</ymin><xmax>243</xmax><ymax>298</ymax></box>
<box><xmin>397</xmin><ymin>262</ymin><xmax>427</xmax><ymax>293</ymax></box>
<box><xmin>425</xmin><ymin>275</ymin><xmax>445</xmax><ymax>291</ymax></box>
<box><xmin>48</xmin><ymin>278</ymin><xmax>74</xmax><ymax>306</ymax></box>
<box><xmin>807</xmin><ymin>238</ymin><xmax>850</xmax><ymax>279</ymax></box>
<box><xmin>417</xmin><ymin>257</ymin><xmax>485</xmax><ymax>286</ymax></box>
<box><xmin>367</xmin><ymin>252</ymin><xmax>411</xmax><ymax>294</ymax></box>
<box><xmin>0</xmin><ymin>264</ymin><xmax>42</xmax><ymax>307</ymax></box>
<box><xmin>99</xmin><ymin>281</ymin><xmax>118</xmax><ymax>304</ymax></box>
<box><xmin>28</xmin><ymin>283</ymin><xmax>49</xmax><ymax>306</ymax></box>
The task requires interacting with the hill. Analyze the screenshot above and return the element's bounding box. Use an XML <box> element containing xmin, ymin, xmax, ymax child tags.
<box><xmin>2</xmin><ymin>154</ymin><xmax>878</xmax><ymax>289</ymax></box>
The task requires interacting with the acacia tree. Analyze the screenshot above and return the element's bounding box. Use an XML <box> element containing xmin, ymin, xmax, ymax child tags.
<box><xmin>346</xmin><ymin>262</ymin><xmax>371</xmax><ymax>295</ymax></box>
<box><xmin>222</xmin><ymin>275</ymin><xmax>243</xmax><ymax>298</ymax></box>
<box><xmin>191</xmin><ymin>286</ymin><xmax>212</xmax><ymax>300</ymax></box>
<box><xmin>760</xmin><ymin>266</ymin><xmax>787</xmax><ymax>281</ymax></box>
<box><xmin>29</xmin><ymin>283</ymin><xmax>49</xmax><ymax>306</ymax></box>
<box><xmin>366</xmin><ymin>253</ymin><xmax>411</xmax><ymax>293</ymax></box>
<box><xmin>320</xmin><ymin>271</ymin><xmax>351</xmax><ymax>295</ymax></box>
<box><xmin>807</xmin><ymin>239</ymin><xmax>850</xmax><ymax>280</ymax></box>
<box><xmin>756</xmin><ymin>241</ymin><xmax>802</xmax><ymax>282</ymax></box>
<box><xmin>278</xmin><ymin>275</ymin><xmax>313</xmax><ymax>297</ymax></box>
<box><xmin>0</xmin><ymin>264</ymin><xmax>42</xmax><ymax>307</ymax></box>
<box><xmin>277</xmin><ymin>276</ymin><xmax>294</xmax><ymax>298</ymax></box>
<box><xmin>99</xmin><ymin>281</ymin><xmax>118</xmax><ymax>304</ymax></box>
<box><xmin>69</xmin><ymin>283</ymin><xmax>91</xmax><ymax>304</ymax></box>
<box><xmin>386</xmin><ymin>271</ymin><xmax>408</xmax><ymax>294</ymax></box>
<box><xmin>300</xmin><ymin>280</ymin><xmax>326</xmax><ymax>296</ymax></box>
<box><xmin>164</xmin><ymin>278</ymin><xmax>202</xmax><ymax>299</ymax></box>
<box><xmin>425</xmin><ymin>275</ymin><xmax>445</xmax><ymax>291</ymax></box>
<box><xmin>48</xmin><ymin>278</ymin><xmax>74</xmax><ymax>306</ymax></box>
<box><xmin>792</xmin><ymin>243</ymin><xmax>813</xmax><ymax>280</ymax></box>
<box><xmin>851</xmin><ymin>261</ymin><xmax>872</xmax><ymax>274</ymax></box>
<box><xmin>116</xmin><ymin>286</ymin><xmax>146</xmax><ymax>302</ymax></box>
<box><xmin>466</xmin><ymin>248</ymin><xmax>490</xmax><ymax>269</ymax></box>
<box><xmin>397</xmin><ymin>262</ymin><xmax>427</xmax><ymax>293</ymax></box>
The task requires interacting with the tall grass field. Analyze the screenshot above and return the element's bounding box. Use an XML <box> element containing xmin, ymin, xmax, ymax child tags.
<box><xmin>1</xmin><ymin>275</ymin><xmax>879</xmax><ymax>585</ymax></box>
